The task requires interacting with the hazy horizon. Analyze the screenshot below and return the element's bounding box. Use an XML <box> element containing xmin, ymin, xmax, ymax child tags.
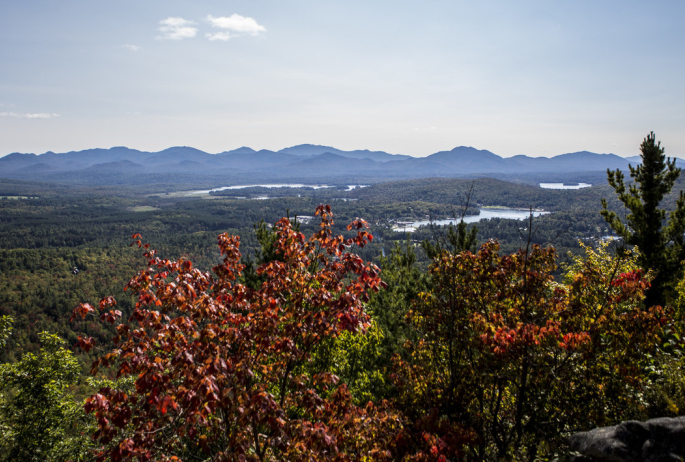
<box><xmin>2</xmin><ymin>1</ymin><xmax>684</xmax><ymax>159</ymax></box>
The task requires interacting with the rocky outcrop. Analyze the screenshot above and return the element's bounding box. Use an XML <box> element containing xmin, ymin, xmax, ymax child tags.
<box><xmin>568</xmin><ymin>416</ymin><xmax>685</xmax><ymax>462</ymax></box>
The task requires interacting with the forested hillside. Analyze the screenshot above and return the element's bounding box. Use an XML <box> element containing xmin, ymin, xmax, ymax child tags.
<box><xmin>351</xmin><ymin>176</ymin><xmax>685</xmax><ymax>211</ymax></box>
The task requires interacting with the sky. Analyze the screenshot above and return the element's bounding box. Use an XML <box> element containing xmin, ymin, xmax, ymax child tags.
<box><xmin>1</xmin><ymin>0</ymin><xmax>684</xmax><ymax>158</ymax></box>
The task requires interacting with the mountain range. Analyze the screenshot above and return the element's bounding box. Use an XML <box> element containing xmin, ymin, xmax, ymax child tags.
<box><xmin>0</xmin><ymin>144</ymin><xmax>661</xmax><ymax>186</ymax></box>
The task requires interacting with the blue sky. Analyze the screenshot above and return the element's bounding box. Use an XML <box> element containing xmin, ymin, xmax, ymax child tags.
<box><xmin>1</xmin><ymin>0</ymin><xmax>684</xmax><ymax>158</ymax></box>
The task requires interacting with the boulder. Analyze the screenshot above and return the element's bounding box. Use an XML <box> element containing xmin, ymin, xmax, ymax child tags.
<box><xmin>568</xmin><ymin>417</ymin><xmax>685</xmax><ymax>462</ymax></box>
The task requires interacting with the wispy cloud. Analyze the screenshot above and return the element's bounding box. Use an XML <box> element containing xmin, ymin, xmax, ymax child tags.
<box><xmin>157</xmin><ymin>17</ymin><xmax>197</xmax><ymax>40</ymax></box>
<box><xmin>123</xmin><ymin>44</ymin><xmax>142</xmax><ymax>52</ymax></box>
<box><xmin>205</xmin><ymin>14</ymin><xmax>266</xmax><ymax>41</ymax></box>
<box><xmin>206</xmin><ymin>31</ymin><xmax>232</xmax><ymax>42</ymax></box>
<box><xmin>0</xmin><ymin>112</ymin><xmax>60</xmax><ymax>119</ymax></box>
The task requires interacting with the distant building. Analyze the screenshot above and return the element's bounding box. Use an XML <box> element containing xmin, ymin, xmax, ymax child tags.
<box><xmin>294</xmin><ymin>215</ymin><xmax>315</xmax><ymax>224</ymax></box>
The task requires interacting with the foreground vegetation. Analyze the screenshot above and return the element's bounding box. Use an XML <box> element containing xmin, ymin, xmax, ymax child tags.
<box><xmin>4</xmin><ymin>210</ymin><xmax>683</xmax><ymax>461</ymax></box>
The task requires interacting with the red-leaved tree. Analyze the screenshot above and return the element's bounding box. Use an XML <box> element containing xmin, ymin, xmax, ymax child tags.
<box><xmin>72</xmin><ymin>205</ymin><xmax>401</xmax><ymax>461</ymax></box>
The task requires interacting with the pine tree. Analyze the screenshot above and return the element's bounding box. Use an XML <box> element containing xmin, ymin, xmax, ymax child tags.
<box><xmin>421</xmin><ymin>218</ymin><xmax>478</xmax><ymax>259</ymax></box>
<box><xmin>601</xmin><ymin>132</ymin><xmax>685</xmax><ymax>305</ymax></box>
<box><xmin>422</xmin><ymin>183</ymin><xmax>479</xmax><ymax>258</ymax></box>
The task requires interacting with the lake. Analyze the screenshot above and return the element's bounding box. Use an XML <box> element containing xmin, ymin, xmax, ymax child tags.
<box><xmin>539</xmin><ymin>183</ymin><xmax>591</xmax><ymax>189</ymax></box>
<box><xmin>393</xmin><ymin>208</ymin><xmax>550</xmax><ymax>232</ymax></box>
<box><xmin>182</xmin><ymin>184</ymin><xmax>368</xmax><ymax>196</ymax></box>
<box><xmin>185</xmin><ymin>184</ymin><xmax>333</xmax><ymax>195</ymax></box>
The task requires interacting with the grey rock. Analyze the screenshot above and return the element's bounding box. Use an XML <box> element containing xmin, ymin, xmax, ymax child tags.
<box><xmin>643</xmin><ymin>417</ymin><xmax>685</xmax><ymax>462</ymax></box>
<box><xmin>568</xmin><ymin>417</ymin><xmax>685</xmax><ymax>462</ymax></box>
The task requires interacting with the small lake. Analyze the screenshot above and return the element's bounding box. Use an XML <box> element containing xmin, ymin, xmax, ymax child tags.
<box><xmin>393</xmin><ymin>208</ymin><xmax>550</xmax><ymax>232</ymax></box>
<box><xmin>182</xmin><ymin>184</ymin><xmax>368</xmax><ymax>196</ymax></box>
<box><xmin>539</xmin><ymin>183</ymin><xmax>591</xmax><ymax>190</ymax></box>
<box><xmin>186</xmin><ymin>184</ymin><xmax>333</xmax><ymax>195</ymax></box>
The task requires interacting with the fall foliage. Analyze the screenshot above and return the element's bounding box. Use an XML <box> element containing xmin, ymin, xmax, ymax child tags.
<box><xmin>71</xmin><ymin>205</ymin><xmax>401</xmax><ymax>461</ymax></box>
<box><xmin>391</xmin><ymin>241</ymin><xmax>667</xmax><ymax>460</ymax></box>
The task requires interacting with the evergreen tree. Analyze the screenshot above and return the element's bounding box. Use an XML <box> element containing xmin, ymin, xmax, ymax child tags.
<box><xmin>601</xmin><ymin>132</ymin><xmax>685</xmax><ymax>305</ymax></box>
<box><xmin>241</xmin><ymin>214</ymin><xmax>301</xmax><ymax>289</ymax></box>
<box><xmin>422</xmin><ymin>184</ymin><xmax>479</xmax><ymax>259</ymax></box>
<box><xmin>369</xmin><ymin>240</ymin><xmax>427</xmax><ymax>364</ymax></box>
<box><xmin>421</xmin><ymin>218</ymin><xmax>478</xmax><ymax>259</ymax></box>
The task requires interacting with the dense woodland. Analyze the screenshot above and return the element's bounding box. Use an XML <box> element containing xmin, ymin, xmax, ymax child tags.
<box><xmin>1</xmin><ymin>141</ymin><xmax>685</xmax><ymax>461</ymax></box>
<box><xmin>0</xmin><ymin>177</ymin><xmax>632</xmax><ymax>366</ymax></box>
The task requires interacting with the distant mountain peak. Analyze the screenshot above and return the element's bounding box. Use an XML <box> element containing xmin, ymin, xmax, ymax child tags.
<box><xmin>450</xmin><ymin>146</ymin><xmax>497</xmax><ymax>154</ymax></box>
<box><xmin>451</xmin><ymin>145</ymin><xmax>477</xmax><ymax>150</ymax></box>
<box><xmin>286</xmin><ymin>143</ymin><xmax>331</xmax><ymax>149</ymax></box>
<box><xmin>428</xmin><ymin>146</ymin><xmax>502</xmax><ymax>162</ymax></box>
<box><xmin>3</xmin><ymin>152</ymin><xmax>36</xmax><ymax>158</ymax></box>
<box><xmin>278</xmin><ymin>144</ymin><xmax>341</xmax><ymax>156</ymax></box>
<box><xmin>158</xmin><ymin>146</ymin><xmax>207</xmax><ymax>154</ymax></box>
<box><xmin>229</xmin><ymin>147</ymin><xmax>257</xmax><ymax>154</ymax></box>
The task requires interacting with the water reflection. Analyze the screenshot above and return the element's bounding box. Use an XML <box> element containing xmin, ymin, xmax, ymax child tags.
<box><xmin>539</xmin><ymin>183</ymin><xmax>591</xmax><ymax>190</ymax></box>
<box><xmin>183</xmin><ymin>184</ymin><xmax>368</xmax><ymax>195</ymax></box>
<box><xmin>393</xmin><ymin>208</ymin><xmax>550</xmax><ymax>232</ymax></box>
